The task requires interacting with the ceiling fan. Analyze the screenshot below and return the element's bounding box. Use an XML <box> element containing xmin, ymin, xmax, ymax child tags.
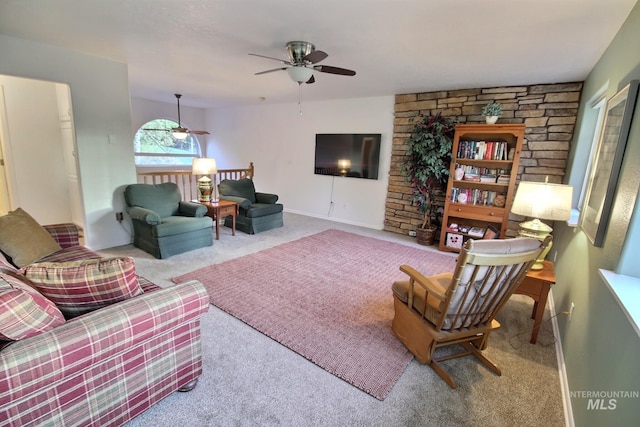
<box><xmin>249</xmin><ymin>41</ymin><xmax>356</xmax><ymax>84</ymax></box>
<box><xmin>144</xmin><ymin>94</ymin><xmax>209</xmax><ymax>139</ymax></box>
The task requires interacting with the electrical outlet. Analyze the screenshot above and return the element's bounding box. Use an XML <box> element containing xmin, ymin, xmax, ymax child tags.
<box><xmin>115</xmin><ymin>212</ymin><xmax>123</xmax><ymax>222</ymax></box>
<box><xmin>408</xmin><ymin>230</ymin><xmax>417</xmax><ymax>237</ymax></box>
<box><xmin>569</xmin><ymin>302</ymin><xmax>575</xmax><ymax>320</ymax></box>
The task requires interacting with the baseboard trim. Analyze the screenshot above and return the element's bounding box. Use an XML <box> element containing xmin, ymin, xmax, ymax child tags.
<box><xmin>548</xmin><ymin>293</ymin><xmax>575</xmax><ymax>427</ymax></box>
<box><xmin>283</xmin><ymin>208</ymin><xmax>383</xmax><ymax>230</ymax></box>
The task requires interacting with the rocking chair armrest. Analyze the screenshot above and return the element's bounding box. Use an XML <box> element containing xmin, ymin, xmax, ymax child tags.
<box><xmin>399</xmin><ymin>264</ymin><xmax>448</xmax><ymax>301</ymax></box>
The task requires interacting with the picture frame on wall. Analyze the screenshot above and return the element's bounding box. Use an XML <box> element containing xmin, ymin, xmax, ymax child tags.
<box><xmin>580</xmin><ymin>80</ymin><xmax>639</xmax><ymax>247</ymax></box>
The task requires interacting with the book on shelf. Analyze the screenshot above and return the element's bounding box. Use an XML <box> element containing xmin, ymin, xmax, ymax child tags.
<box><xmin>496</xmin><ymin>174</ymin><xmax>511</xmax><ymax>183</ymax></box>
<box><xmin>467</xmin><ymin>227</ymin><xmax>485</xmax><ymax>238</ymax></box>
<box><xmin>454</xmin><ymin>164</ymin><xmax>509</xmax><ymax>177</ymax></box>
<box><xmin>480</xmin><ymin>174</ymin><xmax>497</xmax><ymax>183</ymax></box>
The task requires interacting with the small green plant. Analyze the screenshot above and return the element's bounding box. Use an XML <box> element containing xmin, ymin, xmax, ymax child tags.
<box><xmin>481</xmin><ymin>101</ymin><xmax>503</xmax><ymax>117</ymax></box>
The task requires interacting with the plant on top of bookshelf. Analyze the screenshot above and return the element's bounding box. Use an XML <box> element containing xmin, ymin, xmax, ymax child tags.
<box><xmin>401</xmin><ymin>112</ymin><xmax>456</xmax><ymax>245</ymax></box>
<box><xmin>481</xmin><ymin>101</ymin><xmax>503</xmax><ymax>124</ymax></box>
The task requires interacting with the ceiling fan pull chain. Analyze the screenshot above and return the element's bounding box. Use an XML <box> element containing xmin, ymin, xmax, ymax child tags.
<box><xmin>298</xmin><ymin>83</ymin><xmax>303</xmax><ymax>116</ymax></box>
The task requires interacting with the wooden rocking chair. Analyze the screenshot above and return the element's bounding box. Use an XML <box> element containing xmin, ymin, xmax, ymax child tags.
<box><xmin>391</xmin><ymin>236</ymin><xmax>550</xmax><ymax>388</ymax></box>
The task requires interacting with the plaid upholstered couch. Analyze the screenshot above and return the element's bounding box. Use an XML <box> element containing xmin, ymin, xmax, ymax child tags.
<box><xmin>0</xmin><ymin>222</ymin><xmax>210</xmax><ymax>426</ymax></box>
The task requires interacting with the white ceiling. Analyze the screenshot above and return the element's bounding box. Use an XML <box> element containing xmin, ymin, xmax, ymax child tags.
<box><xmin>0</xmin><ymin>0</ymin><xmax>636</xmax><ymax>109</ymax></box>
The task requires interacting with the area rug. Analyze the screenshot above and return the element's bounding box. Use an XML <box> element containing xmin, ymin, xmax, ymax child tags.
<box><xmin>173</xmin><ymin>229</ymin><xmax>456</xmax><ymax>400</ymax></box>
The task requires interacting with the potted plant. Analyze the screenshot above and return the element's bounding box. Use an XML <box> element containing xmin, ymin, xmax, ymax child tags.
<box><xmin>401</xmin><ymin>113</ymin><xmax>456</xmax><ymax>245</ymax></box>
<box><xmin>482</xmin><ymin>101</ymin><xmax>503</xmax><ymax>124</ymax></box>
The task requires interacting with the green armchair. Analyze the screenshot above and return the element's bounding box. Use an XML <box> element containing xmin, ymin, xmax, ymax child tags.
<box><xmin>124</xmin><ymin>182</ymin><xmax>213</xmax><ymax>258</ymax></box>
<box><xmin>218</xmin><ymin>178</ymin><xmax>283</xmax><ymax>234</ymax></box>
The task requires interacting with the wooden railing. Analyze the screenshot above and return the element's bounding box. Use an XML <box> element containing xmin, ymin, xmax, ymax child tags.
<box><xmin>136</xmin><ymin>162</ymin><xmax>254</xmax><ymax>201</ymax></box>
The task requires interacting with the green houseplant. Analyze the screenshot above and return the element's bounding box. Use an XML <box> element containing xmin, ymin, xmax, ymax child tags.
<box><xmin>401</xmin><ymin>113</ymin><xmax>456</xmax><ymax>245</ymax></box>
<box><xmin>481</xmin><ymin>101</ymin><xmax>503</xmax><ymax>124</ymax></box>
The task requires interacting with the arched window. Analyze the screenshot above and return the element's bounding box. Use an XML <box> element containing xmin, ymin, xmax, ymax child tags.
<box><xmin>134</xmin><ymin>119</ymin><xmax>202</xmax><ymax>166</ymax></box>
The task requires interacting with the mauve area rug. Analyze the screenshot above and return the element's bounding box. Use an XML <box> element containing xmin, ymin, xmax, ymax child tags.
<box><xmin>173</xmin><ymin>229</ymin><xmax>456</xmax><ymax>400</ymax></box>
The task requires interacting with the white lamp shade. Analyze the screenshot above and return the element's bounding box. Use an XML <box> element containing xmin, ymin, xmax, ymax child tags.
<box><xmin>192</xmin><ymin>158</ymin><xmax>217</xmax><ymax>175</ymax></box>
<box><xmin>511</xmin><ymin>180</ymin><xmax>573</xmax><ymax>221</ymax></box>
<box><xmin>287</xmin><ymin>66</ymin><xmax>313</xmax><ymax>83</ymax></box>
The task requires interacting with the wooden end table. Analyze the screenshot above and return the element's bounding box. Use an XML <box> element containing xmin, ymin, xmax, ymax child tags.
<box><xmin>198</xmin><ymin>200</ymin><xmax>238</xmax><ymax>240</ymax></box>
<box><xmin>514</xmin><ymin>260</ymin><xmax>556</xmax><ymax>344</ymax></box>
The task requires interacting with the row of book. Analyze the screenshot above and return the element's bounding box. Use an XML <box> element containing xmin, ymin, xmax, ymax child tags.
<box><xmin>454</xmin><ymin>167</ymin><xmax>511</xmax><ymax>184</ymax></box>
<box><xmin>460</xmin><ymin>174</ymin><xmax>511</xmax><ymax>183</ymax></box>
<box><xmin>454</xmin><ymin>164</ymin><xmax>509</xmax><ymax>177</ymax></box>
<box><xmin>450</xmin><ymin>187</ymin><xmax>506</xmax><ymax>206</ymax></box>
<box><xmin>456</xmin><ymin>140</ymin><xmax>510</xmax><ymax>161</ymax></box>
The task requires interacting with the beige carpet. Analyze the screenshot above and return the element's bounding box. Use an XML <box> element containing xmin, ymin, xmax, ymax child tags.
<box><xmin>100</xmin><ymin>213</ymin><xmax>566</xmax><ymax>426</ymax></box>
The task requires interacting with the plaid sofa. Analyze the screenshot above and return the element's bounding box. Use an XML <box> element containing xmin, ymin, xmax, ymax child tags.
<box><xmin>0</xmin><ymin>224</ymin><xmax>210</xmax><ymax>426</ymax></box>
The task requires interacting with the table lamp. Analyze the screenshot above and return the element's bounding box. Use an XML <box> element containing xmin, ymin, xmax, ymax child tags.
<box><xmin>192</xmin><ymin>158</ymin><xmax>217</xmax><ymax>202</ymax></box>
<box><xmin>511</xmin><ymin>177</ymin><xmax>573</xmax><ymax>270</ymax></box>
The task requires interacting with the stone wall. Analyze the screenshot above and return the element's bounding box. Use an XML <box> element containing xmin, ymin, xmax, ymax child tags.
<box><xmin>385</xmin><ymin>82</ymin><xmax>583</xmax><ymax>238</ymax></box>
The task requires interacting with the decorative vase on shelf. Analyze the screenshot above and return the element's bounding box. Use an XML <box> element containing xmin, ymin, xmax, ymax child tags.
<box><xmin>454</xmin><ymin>167</ymin><xmax>465</xmax><ymax>180</ymax></box>
<box><xmin>485</xmin><ymin>115</ymin><xmax>499</xmax><ymax>124</ymax></box>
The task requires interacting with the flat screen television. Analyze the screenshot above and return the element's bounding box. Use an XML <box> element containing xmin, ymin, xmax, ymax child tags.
<box><xmin>314</xmin><ymin>134</ymin><xmax>382</xmax><ymax>180</ymax></box>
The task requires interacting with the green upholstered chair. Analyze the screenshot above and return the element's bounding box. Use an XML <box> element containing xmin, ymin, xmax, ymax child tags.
<box><xmin>124</xmin><ymin>182</ymin><xmax>213</xmax><ymax>258</ymax></box>
<box><xmin>218</xmin><ymin>178</ymin><xmax>283</xmax><ymax>234</ymax></box>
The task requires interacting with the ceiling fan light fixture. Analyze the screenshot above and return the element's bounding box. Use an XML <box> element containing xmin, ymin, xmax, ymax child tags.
<box><xmin>172</xmin><ymin>129</ymin><xmax>189</xmax><ymax>140</ymax></box>
<box><xmin>287</xmin><ymin>66</ymin><xmax>313</xmax><ymax>83</ymax></box>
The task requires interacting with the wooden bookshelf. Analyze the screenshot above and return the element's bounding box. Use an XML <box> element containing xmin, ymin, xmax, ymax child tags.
<box><xmin>439</xmin><ymin>124</ymin><xmax>525</xmax><ymax>252</ymax></box>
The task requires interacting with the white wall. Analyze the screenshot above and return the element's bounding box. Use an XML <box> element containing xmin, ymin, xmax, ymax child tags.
<box><xmin>0</xmin><ymin>31</ymin><xmax>394</xmax><ymax>247</ymax></box>
<box><xmin>205</xmin><ymin>96</ymin><xmax>395</xmax><ymax>229</ymax></box>
<box><xmin>0</xmin><ymin>34</ymin><xmax>136</xmax><ymax>250</ymax></box>
<box><xmin>0</xmin><ymin>75</ymin><xmax>72</xmax><ymax>224</ymax></box>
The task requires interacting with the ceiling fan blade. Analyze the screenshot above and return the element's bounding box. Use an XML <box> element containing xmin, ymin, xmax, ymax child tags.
<box><xmin>303</xmin><ymin>50</ymin><xmax>328</xmax><ymax>64</ymax></box>
<box><xmin>305</xmin><ymin>75</ymin><xmax>315</xmax><ymax>84</ymax></box>
<box><xmin>248</xmin><ymin>53</ymin><xmax>292</xmax><ymax>65</ymax></box>
<box><xmin>145</xmin><ymin>95</ymin><xmax>209</xmax><ymax>137</ymax></box>
<box><xmin>255</xmin><ymin>67</ymin><xmax>288</xmax><ymax>75</ymax></box>
<box><xmin>314</xmin><ymin>65</ymin><xmax>356</xmax><ymax>76</ymax></box>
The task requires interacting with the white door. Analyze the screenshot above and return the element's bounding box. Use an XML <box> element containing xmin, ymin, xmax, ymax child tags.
<box><xmin>0</xmin><ymin>85</ymin><xmax>14</xmax><ymax>215</ymax></box>
<box><xmin>0</xmin><ymin>75</ymin><xmax>81</xmax><ymax>226</ymax></box>
<box><xmin>56</xmin><ymin>83</ymin><xmax>85</xmax><ymax>228</ymax></box>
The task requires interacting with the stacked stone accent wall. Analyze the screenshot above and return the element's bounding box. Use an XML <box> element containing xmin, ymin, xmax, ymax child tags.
<box><xmin>385</xmin><ymin>82</ymin><xmax>583</xmax><ymax>237</ymax></box>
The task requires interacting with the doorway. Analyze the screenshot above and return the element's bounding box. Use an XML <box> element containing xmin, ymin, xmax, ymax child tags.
<box><xmin>0</xmin><ymin>75</ymin><xmax>84</xmax><ymax>228</ymax></box>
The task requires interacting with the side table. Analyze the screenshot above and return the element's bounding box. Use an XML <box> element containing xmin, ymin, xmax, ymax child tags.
<box><xmin>198</xmin><ymin>200</ymin><xmax>238</xmax><ymax>240</ymax></box>
<box><xmin>513</xmin><ymin>260</ymin><xmax>556</xmax><ymax>344</ymax></box>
